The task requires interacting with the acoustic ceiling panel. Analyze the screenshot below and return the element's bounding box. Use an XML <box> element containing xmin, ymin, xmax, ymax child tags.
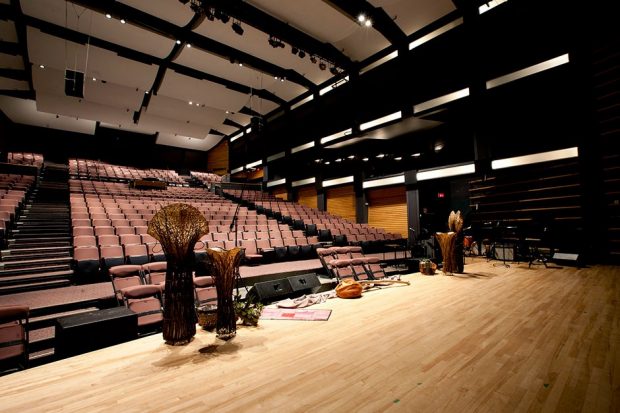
<box><xmin>36</xmin><ymin>92</ymin><xmax>134</xmax><ymax>126</ymax></box>
<box><xmin>147</xmin><ymin>94</ymin><xmax>227</xmax><ymax>128</ymax></box>
<box><xmin>192</xmin><ymin>18</ymin><xmax>332</xmax><ymax>86</ymax></box>
<box><xmin>21</xmin><ymin>0</ymin><xmax>176</xmax><ymax>58</ymax></box>
<box><xmin>139</xmin><ymin>112</ymin><xmax>210</xmax><ymax>139</ymax></box>
<box><xmin>0</xmin><ymin>78</ymin><xmax>29</xmax><ymax>90</ymax></box>
<box><xmin>0</xmin><ymin>19</ymin><xmax>17</xmax><ymax>42</ymax></box>
<box><xmin>32</xmin><ymin>66</ymin><xmax>144</xmax><ymax>111</ymax></box>
<box><xmin>27</xmin><ymin>28</ymin><xmax>158</xmax><ymax>91</ymax></box>
<box><xmin>117</xmin><ymin>0</ymin><xmax>195</xmax><ymax>27</ymax></box>
<box><xmin>98</xmin><ymin>122</ymin><xmax>157</xmax><ymax>136</ymax></box>
<box><xmin>156</xmin><ymin>132</ymin><xmax>222</xmax><ymax>151</ymax></box>
<box><xmin>0</xmin><ymin>96</ymin><xmax>97</xmax><ymax>134</ymax></box>
<box><xmin>158</xmin><ymin>70</ymin><xmax>250</xmax><ymax>113</ymax></box>
<box><xmin>0</xmin><ymin>53</ymin><xmax>25</xmax><ymax>70</ymax></box>
<box><xmin>369</xmin><ymin>0</ymin><xmax>456</xmax><ymax>37</ymax></box>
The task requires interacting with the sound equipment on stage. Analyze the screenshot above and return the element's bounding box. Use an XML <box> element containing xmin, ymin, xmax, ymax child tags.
<box><xmin>55</xmin><ymin>307</ymin><xmax>137</xmax><ymax>359</ymax></box>
<box><xmin>552</xmin><ymin>252</ymin><xmax>582</xmax><ymax>268</ymax></box>
<box><xmin>287</xmin><ymin>273</ymin><xmax>321</xmax><ymax>293</ymax></box>
<box><xmin>247</xmin><ymin>278</ymin><xmax>293</xmax><ymax>303</ymax></box>
<box><xmin>494</xmin><ymin>245</ymin><xmax>515</xmax><ymax>261</ymax></box>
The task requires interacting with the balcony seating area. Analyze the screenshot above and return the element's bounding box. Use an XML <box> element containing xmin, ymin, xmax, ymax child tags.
<box><xmin>68</xmin><ymin>159</ymin><xmax>185</xmax><ymax>185</ymax></box>
<box><xmin>6</xmin><ymin>153</ymin><xmax>44</xmax><ymax>169</ymax></box>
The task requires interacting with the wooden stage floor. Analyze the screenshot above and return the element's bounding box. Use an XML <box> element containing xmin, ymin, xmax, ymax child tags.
<box><xmin>0</xmin><ymin>260</ymin><xmax>618</xmax><ymax>412</ymax></box>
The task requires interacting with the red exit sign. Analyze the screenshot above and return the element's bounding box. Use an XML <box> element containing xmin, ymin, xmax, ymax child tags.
<box><xmin>437</xmin><ymin>192</ymin><xmax>445</xmax><ymax>198</ymax></box>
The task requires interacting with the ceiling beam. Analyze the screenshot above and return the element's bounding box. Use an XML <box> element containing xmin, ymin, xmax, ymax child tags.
<box><xmin>23</xmin><ymin>15</ymin><xmax>285</xmax><ymax>106</ymax></box>
<box><xmin>197</xmin><ymin>0</ymin><xmax>354</xmax><ymax>70</ymax></box>
<box><xmin>0</xmin><ymin>89</ymin><xmax>34</xmax><ymax>99</ymax></box>
<box><xmin>0</xmin><ymin>68</ymin><xmax>28</xmax><ymax>80</ymax></box>
<box><xmin>65</xmin><ymin>0</ymin><xmax>316</xmax><ymax>90</ymax></box>
<box><xmin>0</xmin><ymin>40</ymin><xmax>21</xmax><ymax>56</ymax></box>
<box><xmin>322</xmin><ymin>0</ymin><xmax>407</xmax><ymax>46</ymax></box>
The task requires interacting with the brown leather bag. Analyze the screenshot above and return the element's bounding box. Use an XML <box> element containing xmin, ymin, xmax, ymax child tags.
<box><xmin>335</xmin><ymin>279</ymin><xmax>363</xmax><ymax>299</ymax></box>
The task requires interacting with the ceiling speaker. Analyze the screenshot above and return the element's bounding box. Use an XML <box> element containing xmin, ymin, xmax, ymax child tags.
<box><xmin>65</xmin><ymin>69</ymin><xmax>84</xmax><ymax>98</ymax></box>
<box><xmin>250</xmin><ymin>116</ymin><xmax>264</xmax><ymax>134</ymax></box>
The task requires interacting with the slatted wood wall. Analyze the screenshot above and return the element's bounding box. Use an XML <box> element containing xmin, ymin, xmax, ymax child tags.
<box><xmin>272</xmin><ymin>186</ymin><xmax>288</xmax><ymax>200</ymax></box>
<box><xmin>468</xmin><ymin>158</ymin><xmax>583</xmax><ymax>250</ymax></box>
<box><xmin>367</xmin><ymin>185</ymin><xmax>408</xmax><ymax>238</ymax></box>
<box><xmin>207</xmin><ymin>140</ymin><xmax>228</xmax><ymax>174</ymax></box>
<box><xmin>327</xmin><ymin>185</ymin><xmax>356</xmax><ymax>222</ymax></box>
<box><xmin>296</xmin><ymin>185</ymin><xmax>317</xmax><ymax>209</ymax></box>
<box><xmin>593</xmin><ymin>37</ymin><xmax>620</xmax><ymax>261</ymax></box>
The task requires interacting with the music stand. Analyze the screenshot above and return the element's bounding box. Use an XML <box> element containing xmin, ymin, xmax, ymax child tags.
<box><xmin>492</xmin><ymin>240</ymin><xmax>511</xmax><ymax>268</ymax></box>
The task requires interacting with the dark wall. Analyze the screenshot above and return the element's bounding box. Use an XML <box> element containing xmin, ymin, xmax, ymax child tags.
<box><xmin>0</xmin><ymin>120</ymin><xmax>210</xmax><ymax>172</ymax></box>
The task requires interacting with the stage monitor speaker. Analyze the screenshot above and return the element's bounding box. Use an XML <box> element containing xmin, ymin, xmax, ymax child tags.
<box><xmin>64</xmin><ymin>69</ymin><xmax>84</xmax><ymax>98</ymax></box>
<box><xmin>287</xmin><ymin>273</ymin><xmax>321</xmax><ymax>293</ymax></box>
<box><xmin>552</xmin><ymin>252</ymin><xmax>581</xmax><ymax>267</ymax></box>
<box><xmin>55</xmin><ymin>307</ymin><xmax>137</xmax><ymax>359</ymax></box>
<box><xmin>248</xmin><ymin>278</ymin><xmax>293</xmax><ymax>302</ymax></box>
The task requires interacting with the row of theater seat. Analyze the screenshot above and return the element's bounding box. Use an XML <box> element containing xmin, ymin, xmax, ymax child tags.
<box><xmin>317</xmin><ymin>246</ymin><xmax>388</xmax><ymax>281</ymax></box>
<box><xmin>108</xmin><ymin>263</ymin><xmax>216</xmax><ymax>330</ymax></box>
<box><xmin>69</xmin><ymin>159</ymin><xmax>185</xmax><ymax>184</ymax></box>
<box><xmin>6</xmin><ymin>152</ymin><xmax>43</xmax><ymax>168</ymax></box>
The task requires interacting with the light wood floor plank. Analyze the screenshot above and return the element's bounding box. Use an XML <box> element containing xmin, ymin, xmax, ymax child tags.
<box><xmin>0</xmin><ymin>260</ymin><xmax>618</xmax><ymax>412</ymax></box>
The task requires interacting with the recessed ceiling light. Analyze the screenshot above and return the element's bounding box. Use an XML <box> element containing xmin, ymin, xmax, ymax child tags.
<box><xmin>395</xmin><ymin>156</ymin><xmax>402</xmax><ymax>161</ymax></box>
<box><xmin>335</xmin><ymin>158</ymin><xmax>342</xmax><ymax>162</ymax></box>
<box><xmin>239</xmin><ymin>63</ymin><xmax>243</xmax><ymax>67</ymax></box>
<box><xmin>120</xmin><ymin>19</ymin><xmax>126</xmax><ymax>24</ymax></box>
<box><xmin>362</xmin><ymin>157</ymin><xmax>369</xmax><ymax>162</ymax></box>
<box><xmin>195</xmin><ymin>103</ymin><xmax>199</xmax><ymax>106</ymax></box>
<box><xmin>225</xmin><ymin>110</ymin><xmax>229</xmax><ymax>114</ymax></box>
<box><xmin>105</xmin><ymin>13</ymin><xmax>112</xmax><ymax>19</ymax></box>
<box><xmin>186</xmin><ymin>43</ymin><xmax>191</xmax><ymax>48</ymax></box>
<box><xmin>315</xmin><ymin>159</ymin><xmax>321</xmax><ymax>163</ymax></box>
<box><xmin>365</xmin><ymin>19</ymin><xmax>372</xmax><ymax>27</ymax></box>
<box><xmin>412</xmin><ymin>153</ymin><xmax>421</xmax><ymax>157</ymax></box>
<box><xmin>434</xmin><ymin>143</ymin><xmax>444</xmax><ymax>152</ymax></box>
<box><xmin>145</xmin><ymin>90</ymin><xmax>149</xmax><ymax>94</ymax></box>
<box><xmin>358</xmin><ymin>14</ymin><xmax>366</xmax><ymax>23</ymax></box>
<box><xmin>324</xmin><ymin>161</ymin><xmax>331</xmax><ymax>165</ymax></box>
<box><xmin>347</xmin><ymin>155</ymin><xmax>355</xmax><ymax>159</ymax></box>
<box><xmin>39</xmin><ymin>64</ymin><xmax>45</xmax><ymax>69</ymax></box>
<box><xmin>176</xmin><ymin>40</ymin><xmax>181</xmax><ymax>45</ymax></box>
<box><xmin>376</xmin><ymin>154</ymin><xmax>385</xmax><ymax>158</ymax></box>
<box><xmin>280</xmin><ymin>77</ymin><xmax>284</xmax><ymax>82</ymax></box>
<box><xmin>92</xmin><ymin>77</ymin><xmax>96</xmax><ymax>81</ymax></box>
<box><xmin>189</xmin><ymin>101</ymin><xmax>193</xmax><ymax>105</ymax></box>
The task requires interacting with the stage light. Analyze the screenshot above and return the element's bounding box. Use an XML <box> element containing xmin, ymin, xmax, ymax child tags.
<box><xmin>232</xmin><ymin>21</ymin><xmax>244</xmax><ymax>35</ymax></box>
<box><xmin>220</xmin><ymin>14</ymin><xmax>230</xmax><ymax>23</ymax></box>
<box><xmin>310</xmin><ymin>55</ymin><xmax>317</xmax><ymax>64</ymax></box>
<box><xmin>365</xmin><ymin>19</ymin><xmax>372</xmax><ymax>27</ymax></box>
<box><xmin>176</xmin><ymin>40</ymin><xmax>181</xmax><ymax>44</ymax></box>
<box><xmin>329</xmin><ymin>66</ymin><xmax>339</xmax><ymax>75</ymax></box>
<box><xmin>298</xmin><ymin>50</ymin><xmax>306</xmax><ymax>58</ymax></box>
<box><xmin>105</xmin><ymin>13</ymin><xmax>112</xmax><ymax>19</ymax></box>
<box><xmin>120</xmin><ymin>19</ymin><xmax>126</xmax><ymax>24</ymax></box>
<box><xmin>291</xmin><ymin>46</ymin><xmax>298</xmax><ymax>55</ymax></box>
<box><xmin>358</xmin><ymin>14</ymin><xmax>366</xmax><ymax>23</ymax></box>
<box><xmin>319</xmin><ymin>62</ymin><xmax>327</xmax><ymax>70</ymax></box>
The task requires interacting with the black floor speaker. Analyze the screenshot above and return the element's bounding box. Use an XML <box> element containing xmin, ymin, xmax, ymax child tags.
<box><xmin>248</xmin><ymin>278</ymin><xmax>293</xmax><ymax>302</ymax></box>
<box><xmin>287</xmin><ymin>273</ymin><xmax>321</xmax><ymax>293</ymax></box>
<box><xmin>55</xmin><ymin>307</ymin><xmax>137</xmax><ymax>359</ymax></box>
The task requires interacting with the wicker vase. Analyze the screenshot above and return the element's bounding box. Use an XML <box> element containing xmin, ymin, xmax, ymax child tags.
<box><xmin>206</xmin><ymin>247</ymin><xmax>243</xmax><ymax>341</ymax></box>
<box><xmin>435</xmin><ymin>232</ymin><xmax>457</xmax><ymax>274</ymax></box>
<box><xmin>147</xmin><ymin>203</ymin><xmax>209</xmax><ymax>345</ymax></box>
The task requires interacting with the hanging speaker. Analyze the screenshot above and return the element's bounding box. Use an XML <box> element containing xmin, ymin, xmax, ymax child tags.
<box><xmin>250</xmin><ymin>116</ymin><xmax>264</xmax><ymax>134</ymax></box>
<box><xmin>65</xmin><ymin>69</ymin><xmax>84</xmax><ymax>98</ymax></box>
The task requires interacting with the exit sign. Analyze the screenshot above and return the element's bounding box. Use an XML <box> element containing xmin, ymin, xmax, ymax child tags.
<box><xmin>437</xmin><ymin>192</ymin><xmax>445</xmax><ymax>198</ymax></box>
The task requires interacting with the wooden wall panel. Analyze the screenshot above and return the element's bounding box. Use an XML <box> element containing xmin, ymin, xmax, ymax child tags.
<box><xmin>207</xmin><ymin>140</ymin><xmax>228</xmax><ymax>175</ymax></box>
<box><xmin>367</xmin><ymin>185</ymin><xmax>408</xmax><ymax>238</ymax></box>
<box><xmin>296</xmin><ymin>186</ymin><xmax>317</xmax><ymax>210</ymax></box>
<box><xmin>327</xmin><ymin>185</ymin><xmax>356</xmax><ymax>222</ymax></box>
<box><xmin>272</xmin><ymin>186</ymin><xmax>288</xmax><ymax>201</ymax></box>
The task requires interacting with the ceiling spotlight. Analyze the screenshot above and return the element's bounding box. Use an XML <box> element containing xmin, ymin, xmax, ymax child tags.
<box><xmin>315</xmin><ymin>159</ymin><xmax>321</xmax><ymax>163</ymax></box>
<box><xmin>347</xmin><ymin>155</ymin><xmax>355</xmax><ymax>159</ymax></box>
<box><xmin>39</xmin><ymin>64</ymin><xmax>45</xmax><ymax>69</ymax></box>
<box><xmin>291</xmin><ymin>46</ymin><xmax>298</xmax><ymax>55</ymax></box>
<box><xmin>376</xmin><ymin>154</ymin><xmax>385</xmax><ymax>158</ymax></box>
<box><xmin>274</xmin><ymin>76</ymin><xmax>278</xmax><ymax>80</ymax></box>
<box><xmin>231</xmin><ymin>20</ymin><xmax>244</xmax><ymax>35</ymax></box>
<box><xmin>362</xmin><ymin>157</ymin><xmax>369</xmax><ymax>162</ymax></box>
<box><xmin>176</xmin><ymin>40</ymin><xmax>181</xmax><ymax>45</ymax></box>
<box><xmin>358</xmin><ymin>14</ymin><xmax>366</xmax><ymax>23</ymax></box>
<box><xmin>92</xmin><ymin>77</ymin><xmax>96</xmax><ymax>81</ymax></box>
<box><xmin>186</xmin><ymin>43</ymin><xmax>192</xmax><ymax>48</ymax></box>
<box><xmin>434</xmin><ymin>143</ymin><xmax>444</xmax><ymax>152</ymax></box>
<box><xmin>105</xmin><ymin>13</ymin><xmax>112</xmax><ymax>19</ymax></box>
<box><xmin>145</xmin><ymin>90</ymin><xmax>150</xmax><ymax>94</ymax></box>
<box><xmin>310</xmin><ymin>55</ymin><xmax>317</xmax><ymax>64</ymax></box>
<box><xmin>195</xmin><ymin>103</ymin><xmax>199</xmax><ymax>106</ymax></box>
<box><xmin>239</xmin><ymin>63</ymin><xmax>243</xmax><ymax>67</ymax></box>
<box><xmin>319</xmin><ymin>61</ymin><xmax>327</xmax><ymax>71</ymax></box>
<box><xmin>329</xmin><ymin>66</ymin><xmax>339</xmax><ymax>75</ymax></box>
<box><xmin>280</xmin><ymin>77</ymin><xmax>285</xmax><ymax>82</ymax></box>
<box><xmin>220</xmin><ymin>14</ymin><xmax>230</xmax><ymax>23</ymax></box>
<box><xmin>120</xmin><ymin>18</ymin><xmax>126</xmax><ymax>24</ymax></box>
<box><xmin>335</xmin><ymin>158</ymin><xmax>342</xmax><ymax>162</ymax></box>
<box><xmin>189</xmin><ymin>101</ymin><xmax>193</xmax><ymax>105</ymax></box>
<box><xmin>298</xmin><ymin>50</ymin><xmax>306</xmax><ymax>58</ymax></box>
<box><xmin>412</xmin><ymin>152</ymin><xmax>421</xmax><ymax>157</ymax></box>
<box><xmin>395</xmin><ymin>156</ymin><xmax>402</xmax><ymax>161</ymax></box>
<box><xmin>324</xmin><ymin>161</ymin><xmax>331</xmax><ymax>165</ymax></box>
<box><xmin>364</xmin><ymin>19</ymin><xmax>372</xmax><ymax>27</ymax></box>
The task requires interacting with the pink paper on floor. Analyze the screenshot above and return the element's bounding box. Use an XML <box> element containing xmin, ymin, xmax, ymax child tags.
<box><xmin>260</xmin><ymin>308</ymin><xmax>332</xmax><ymax>321</ymax></box>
